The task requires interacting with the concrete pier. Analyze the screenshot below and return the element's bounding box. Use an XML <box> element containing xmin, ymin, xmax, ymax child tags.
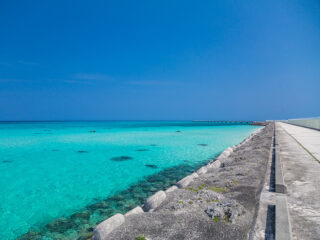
<box><xmin>192</xmin><ymin>120</ymin><xmax>267</xmax><ymax>126</ymax></box>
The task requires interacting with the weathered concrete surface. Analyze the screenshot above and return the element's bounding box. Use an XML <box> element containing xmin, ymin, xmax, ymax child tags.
<box><xmin>280</xmin><ymin>122</ymin><xmax>320</xmax><ymax>161</ymax></box>
<box><xmin>251</xmin><ymin>124</ymin><xmax>276</xmax><ymax>240</ymax></box>
<box><xmin>92</xmin><ymin>213</ymin><xmax>125</xmax><ymax>240</ymax></box>
<box><xmin>176</xmin><ymin>175</ymin><xmax>195</xmax><ymax>189</ymax></box>
<box><xmin>107</xmin><ymin>124</ymin><xmax>273</xmax><ymax>240</ymax></box>
<box><xmin>165</xmin><ymin>185</ymin><xmax>178</xmax><ymax>193</ymax></box>
<box><xmin>124</xmin><ymin>206</ymin><xmax>144</xmax><ymax>217</ymax></box>
<box><xmin>276</xmin><ymin>122</ymin><xmax>320</xmax><ymax>240</ymax></box>
<box><xmin>276</xmin><ymin>195</ymin><xmax>292</xmax><ymax>240</ymax></box>
<box><xmin>143</xmin><ymin>191</ymin><xmax>167</xmax><ymax>212</ymax></box>
<box><xmin>275</xmin><ymin>146</ymin><xmax>287</xmax><ymax>193</ymax></box>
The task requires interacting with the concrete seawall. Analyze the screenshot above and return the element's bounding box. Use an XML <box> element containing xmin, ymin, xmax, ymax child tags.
<box><xmin>281</xmin><ymin>117</ymin><xmax>320</xmax><ymax>130</ymax></box>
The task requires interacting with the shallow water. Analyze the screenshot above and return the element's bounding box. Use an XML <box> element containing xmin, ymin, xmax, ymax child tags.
<box><xmin>0</xmin><ymin>121</ymin><xmax>260</xmax><ymax>239</ymax></box>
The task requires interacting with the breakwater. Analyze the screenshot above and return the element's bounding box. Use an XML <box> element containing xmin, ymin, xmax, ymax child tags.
<box><xmin>93</xmin><ymin>125</ymin><xmax>270</xmax><ymax>240</ymax></box>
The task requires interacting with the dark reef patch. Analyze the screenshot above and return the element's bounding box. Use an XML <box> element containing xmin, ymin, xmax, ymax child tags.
<box><xmin>136</xmin><ymin>149</ymin><xmax>149</xmax><ymax>152</ymax></box>
<box><xmin>198</xmin><ymin>144</ymin><xmax>208</xmax><ymax>146</ymax></box>
<box><xmin>149</xmin><ymin>144</ymin><xmax>157</xmax><ymax>146</ymax></box>
<box><xmin>110</xmin><ymin>156</ymin><xmax>133</xmax><ymax>161</ymax></box>
<box><xmin>45</xmin><ymin>217</ymin><xmax>76</xmax><ymax>233</ymax></box>
<box><xmin>183</xmin><ymin>160</ymin><xmax>192</xmax><ymax>163</ymax></box>
<box><xmin>70</xmin><ymin>211</ymin><xmax>90</xmax><ymax>220</ymax></box>
<box><xmin>78</xmin><ymin>150</ymin><xmax>89</xmax><ymax>153</ymax></box>
<box><xmin>2</xmin><ymin>160</ymin><xmax>12</xmax><ymax>163</ymax></box>
<box><xmin>145</xmin><ymin>164</ymin><xmax>158</xmax><ymax>169</ymax></box>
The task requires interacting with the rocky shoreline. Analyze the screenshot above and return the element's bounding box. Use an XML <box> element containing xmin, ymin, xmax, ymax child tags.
<box><xmin>93</xmin><ymin>123</ymin><xmax>273</xmax><ymax>240</ymax></box>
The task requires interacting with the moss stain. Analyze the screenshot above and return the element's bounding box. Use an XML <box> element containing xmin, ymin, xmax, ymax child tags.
<box><xmin>213</xmin><ymin>216</ymin><xmax>220</xmax><ymax>222</ymax></box>
<box><xmin>209</xmin><ymin>186</ymin><xmax>227</xmax><ymax>193</ymax></box>
<box><xmin>136</xmin><ymin>235</ymin><xmax>146</xmax><ymax>240</ymax></box>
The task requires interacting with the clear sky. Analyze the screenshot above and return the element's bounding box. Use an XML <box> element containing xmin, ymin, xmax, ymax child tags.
<box><xmin>0</xmin><ymin>0</ymin><xmax>319</xmax><ymax>121</ymax></box>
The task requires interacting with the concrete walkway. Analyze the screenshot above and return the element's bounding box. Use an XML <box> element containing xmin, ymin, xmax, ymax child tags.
<box><xmin>279</xmin><ymin>122</ymin><xmax>320</xmax><ymax>161</ymax></box>
<box><xmin>276</xmin><ymin>122</ymin><xmax>320</xmax><ymax>240</ymax></box>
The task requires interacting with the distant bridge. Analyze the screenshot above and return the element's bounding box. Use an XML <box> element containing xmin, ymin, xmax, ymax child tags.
<box><xmin>192</xmin><ymin>120</ymin><xmax>266</xmax><ymax>126</ymax></box>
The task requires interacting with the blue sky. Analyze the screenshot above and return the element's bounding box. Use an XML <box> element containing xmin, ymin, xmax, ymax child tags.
<box><xmin>0</xmin><ymin>0</ymin><xmax>319</xmax><ymax>121</ymax></box>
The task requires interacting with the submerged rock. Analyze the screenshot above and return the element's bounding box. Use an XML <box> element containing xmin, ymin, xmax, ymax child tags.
<box><xmin>145</xmin><ymin>164</ymin><xmax>158</xmax><ymax>169</ymax></box>
<box><xmin>78</xmin><ymin>150</ymin><xmax>88</xmax><ymax>153</ymax></box>
<box><xmin>77</xmin><ymin>231</ymin><xmax>93</xmax><ymax>240</ymax></box>
<box><xmin>17</xmin><ymin>231</ymin><xmax>41</xmax><ymax>240</ymax></box>
<box><xmin>149</xmin><ymin>144</ymin><xmax>157</xmax><ymax>146</ymax></box>
<box><xmin>205</xmin><ymin>199</ymin><xmax>245</xmax><ymax>223</ymax></box>
<box><xmin>110</xmin><ymin>156</ymin><xmax>133</xmax><ymax>161</ymax></box>
<box><xmin>46</xmin><ymin>217</ymin><xmax>76</xmax><ymax>233</ymax></box>
<box><xmin>183</xmin><ymin>160</ymin><xmax>193</xmax><ymax>163</ymax></box>
<box><xmin>198</xmin><ymin>144</ymin><xmax>208</xmax><ymax>146</ymax></box>
<box><xmin>136</xmin><ymin>149</ymin><xmax>149</xmax><ymax>152</ymax></box>
<box><xmin>109</xmin><ymin>194</ymin><xmax>125</xmax><ymax>201</ymax></box>
<box><xmin>89</xmin><ymin>130</ymin><xmax>96</xmax><ymax>133</ymax></box>
<box><xmin>2</xmin><ymin>160</ymin><xmax>12</xmax><ymax>163</ymax></box>
<box><xmin>87</xmin><ymin>201</ymin><xmax>109</xmax><ymax>211</ymax></box>
<box><xmin>70</xmin><ymin>211</ymin><xmax>90</xmax><ymax>220</ymax></box>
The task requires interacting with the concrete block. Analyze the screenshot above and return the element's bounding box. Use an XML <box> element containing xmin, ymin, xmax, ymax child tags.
<box><xmin>143</xmin><ymin>191</ymin><xmax>166</xmax><ymax>211</ymax></box>
<box><xmin>165</xmin><ymin>185</ymin><xmax>178</xmax><ymax>193</ymax></box>
<box><xmin>190</xmin><ymin>172</ymin><xmax>199</xmax><ymax>179</ymax></box>
<box><xmin>196</xmin><ymin>166</ymin><xmax>208</xmax><ymax>175</ymax></box>
<box><xmin>276</xmin><ymin>195</ymin><xmax>292</xmax><ymax>240</ymax></box>
<box><xmin>216</xmin><ymin>154</ymin><xmax>225</xmax><ymax>161</ymax></box>
<box><xmin>124</xmin><ymin>206</ymin><xmax>144</xmax><ymax>217</ymax></box>
<box><xmin>176</xmin><ymin>175</ymin><xmax>194</xmax><ymax>188</ymax></box>
<box><xmin>226</xmin><ymin>147</ymin><xmax>233</xmax><ymax>152</ymax></box>
<box><xmin>221</xmin><ymin>151</ymin><xmax>231</xmax><ymax>158</ymax></box>
<box><xmin>208</xmin><ymin>160</ymin><xmax>221</xmax><ymax>169</ymax></box>
<box><xmin>92</xmin><ymin>213</ymin><xmax>125</xmax><ymax>240</ymax></box>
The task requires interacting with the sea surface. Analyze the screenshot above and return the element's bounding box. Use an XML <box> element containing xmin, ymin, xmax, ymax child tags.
<box><xmin>0</xmin><ymin>121</ymin><xmax>260</xmax><ymax>239</ymax></box>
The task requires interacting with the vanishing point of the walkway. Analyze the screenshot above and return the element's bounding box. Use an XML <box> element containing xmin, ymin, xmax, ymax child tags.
<box><xmin>277</xmin><ymin>122</ymin><xmax>320</xmax><ymax>239</ymax></box>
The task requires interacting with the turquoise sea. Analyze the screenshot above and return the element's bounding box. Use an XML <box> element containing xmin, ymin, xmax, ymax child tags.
<box><xmin>0</xmin><ymin>121</ymin><xmax>260</xmax><ymax>239</ymax></box>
